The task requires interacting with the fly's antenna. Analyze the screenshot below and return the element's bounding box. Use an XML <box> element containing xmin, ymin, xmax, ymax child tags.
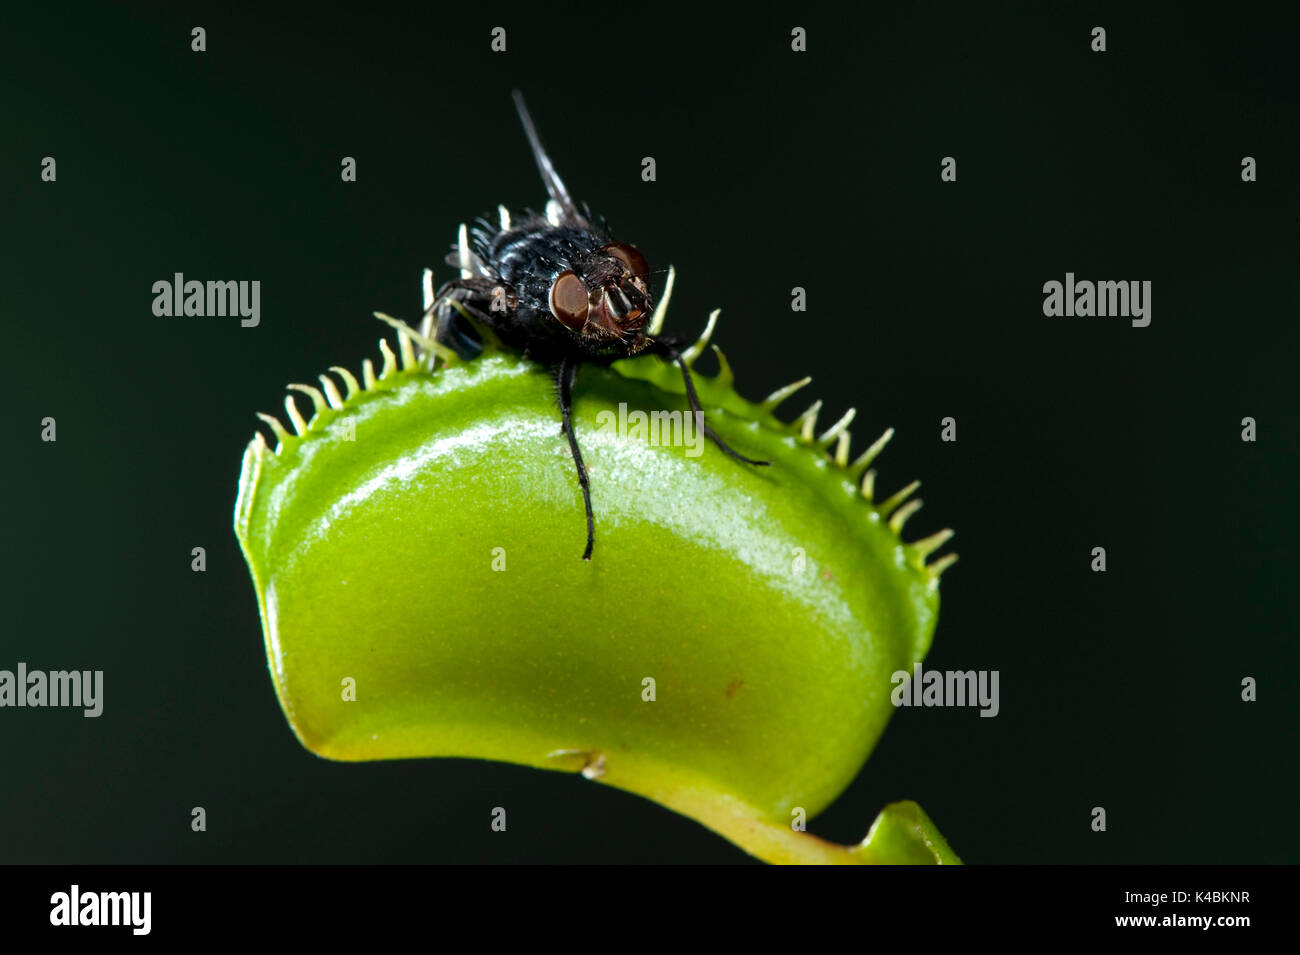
<box><xmin>511</xmin><ymin>89</ymin><xmax>584</xmax><ymax>227</ymax></box>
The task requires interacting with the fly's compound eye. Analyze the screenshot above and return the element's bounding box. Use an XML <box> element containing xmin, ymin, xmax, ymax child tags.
<box><xmin>603</xmin><ymin>242</ymin><xmax>649</xmax><ymax>280</ymax></box>
<box><xmin>549</xmin><ymin>270</ymin><xmax>589</xmax><ymax>330</ymax></box>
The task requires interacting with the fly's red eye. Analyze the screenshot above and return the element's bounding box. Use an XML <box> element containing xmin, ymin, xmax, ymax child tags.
<box><xmin>603</xmin><ymin>242</ymin><xmax>649</xmax><ymax>279</ymax></box>
<box><xmin>549</xmin><ymin>271</ymin><xmax>589</xmax><ymax>329</ymax></box>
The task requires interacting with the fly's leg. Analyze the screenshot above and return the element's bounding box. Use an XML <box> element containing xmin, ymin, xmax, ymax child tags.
<box><xmin>650</xmin><ymin>337</ymin><xmax>771</xmax><ymax>467</ymax></box>
<box><xmin>555</xmin><ymin>356</ymin><xmax>595</xmax><ymax>560</ymax></box>
<box><xmin>423</xmin><ymin>279</ymin><xmax>512</xmax><ymax>364</ymax></box>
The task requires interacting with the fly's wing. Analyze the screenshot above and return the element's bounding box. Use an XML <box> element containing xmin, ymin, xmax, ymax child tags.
<box><xmin>512</xmin><ymin>90</ymin><xmax>590</xmax><ymax>230</ymax></box>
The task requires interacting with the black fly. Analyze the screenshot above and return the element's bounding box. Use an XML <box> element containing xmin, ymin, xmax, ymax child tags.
<box><xmin>421</xmin><ymin>91</ymin><xmax>769</xmax><ymax>560</ymax></box>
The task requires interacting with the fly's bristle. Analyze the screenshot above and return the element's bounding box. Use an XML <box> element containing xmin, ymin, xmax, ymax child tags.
<box><xmin>817</xmin><ymin>408</ymin><xmax>856</xmax><ymax>448</ymax></box>
<box><xmin>319</xmin><ymin>374</ymin><xmax>346</xmax><ymax>409</ymax></box>
<box><xmin>284</xmin><ymin>394</ymin><xmax>308</xmax><ymax>436</ymax></box>
<box><xmin>889</xmin><ymin>498</ymin><xmax>923</xmax><ymax>533</ymax></box>
<box><xmin>647</xmin><ymin>264</ymin><xmax>675</xmax><ymax>337</ymax></box>
<box><xmin>878</xmin><ymin>480</ymin><xmax>921</xmax><ymax>518</ymax></box>
<box><xmin>498</xmin><ymin>204</ymin><xmax>512</xmax><ymax>231</ymax></box>
<box><xmin>795</xmin><ymin>400</ymin><xmax>823</xmax><ymax>442</ymax></box>
<box><xmin>850</xmin><ymin>427</ymin><xmax>894</xmax><ymax>479</ymax></box>
<box><xmin>759</xmin><ymin>377</ymin><xmax>813</xmax><ymax>415</ymax></box>
<box><xmin>682</xmin><ymin>309</ymin><xmax>719</xmax><ymax>367</ymax></box>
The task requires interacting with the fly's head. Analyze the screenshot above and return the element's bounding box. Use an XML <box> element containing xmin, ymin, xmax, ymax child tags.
<box><xmin>547</xmin><ymin>241</ymin><xmax>654</xmax><ymax>356</ymax></box>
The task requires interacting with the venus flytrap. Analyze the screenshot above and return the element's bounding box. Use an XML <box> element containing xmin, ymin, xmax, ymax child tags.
<box><xmin>234</xmin><ymin>281</ymin><xmax>961</xmax><ymax>864</ymax></box>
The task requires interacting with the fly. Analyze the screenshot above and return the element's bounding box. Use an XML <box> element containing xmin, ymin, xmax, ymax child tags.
<box><xmin>421</xmin><ymin>90</ymin><xmax>769</xmax><ymax>560</ymax></box>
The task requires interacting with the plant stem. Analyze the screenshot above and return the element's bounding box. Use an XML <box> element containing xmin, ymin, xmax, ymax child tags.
<box><xmin>658</xmin><ymin>787</ymin><xmax>962</xmax><ymax>865</ymax></box>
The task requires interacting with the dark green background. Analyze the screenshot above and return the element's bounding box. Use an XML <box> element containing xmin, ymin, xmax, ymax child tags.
<box><xmin>2</xmin><ymin>3</ymin><xmax>1296</xmax><ymax>863</ymax></box>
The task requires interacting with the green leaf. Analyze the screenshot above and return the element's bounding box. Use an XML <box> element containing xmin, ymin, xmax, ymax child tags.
<box><xmin>234</xmin><ymin>312</ymin><xmax>960</xmax><ymax>864</ymax></box>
